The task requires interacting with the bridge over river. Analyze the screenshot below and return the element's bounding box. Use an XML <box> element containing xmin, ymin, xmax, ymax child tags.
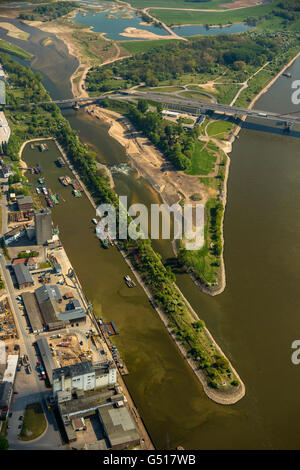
<box><xmin>3</xmin><ymin>90</ymin><xmax>300</xmax><ymax>127</ymax></box>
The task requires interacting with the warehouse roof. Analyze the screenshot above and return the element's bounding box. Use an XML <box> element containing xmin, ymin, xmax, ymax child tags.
<box><xmin>0</xmin><ymin>382</ymin><xmax>12</xmax><ymax>407</ymax></box>
<box><xmin>39</xmin><ymin>298</ymin><xmax>59</xmax><ymax>326</ymax></box>
<box><xmin>98</xmin><ymin>406</ymin><xmax>140</xmax><ymax>449</ymax></box>
<box><xmin>13</xmin><ymin>263</ymin><xmax>34</xmax><ymax>286</ymax></box>
<box><xmin>36</xmin><ymin>337</ymin><xmax>56</xmax><ymax>386</ymax></box>
<box><xmin>22</xmin><ymin>291</ymin><xmax>43</xmax><ymax>332</ymax></box>
<box><xmin>58</xmin><ymin>309</ymin><xmax>86</xmax><ymax>322</ymax></box>
<box><xmin>35</xmin><ymin>285</ymin><xmax>62</xmax><ymax>304</ymax></box>
<box><xmin>3</xmin><ymin>355</ymin><xmax>18</xmax><ymax>384</ymax></box>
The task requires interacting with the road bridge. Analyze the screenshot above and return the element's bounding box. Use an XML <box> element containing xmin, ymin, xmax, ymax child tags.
<box><xmin>3</xmin><ymin>90</ymin><xmax>300</xmax><ymax>126</ymax></box>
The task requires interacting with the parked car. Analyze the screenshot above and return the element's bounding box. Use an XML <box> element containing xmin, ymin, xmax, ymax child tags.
<box><xmin>19</xmin><ymin>416</ymin><xmax>23</xmax><ymax>421</ymax></box>
<box><xmin>13</xmin><ymin>391</ymin><xmax>19</xmax><ymax>395</ymax></box>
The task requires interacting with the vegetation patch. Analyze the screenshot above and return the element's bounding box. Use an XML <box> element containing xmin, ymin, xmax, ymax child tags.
<box><xmin>185</xmin><ymin>141</ymin><xmax>216</xmax><ymax>176</ymax></box>
<box><xmin>206</xmin><ymin>120</ymin><xmax>233</xmax><ymax>139</ymax></box>
<box><xmin>120</xmin><ymin>39</ymin><xmax>181</xmax><ymax>54</ymax></box>
<box><xmin>0</xmin><ymin>39</ymin><xmax>32</xmax><ymax>60</ymax></box>
<box><xmin>178</xmin><ymin>197</ymin><xmax>223</xmax><ymax>286</ymax></box>
<box><xmin>19</xmin><ymin>1</ymin><xmax>77</xmax><ymax>22</ymax></box>
<box><xmin>19</xmin><ymin>403</ymin><xmax>47</xmax><ymax>441</ymax></box>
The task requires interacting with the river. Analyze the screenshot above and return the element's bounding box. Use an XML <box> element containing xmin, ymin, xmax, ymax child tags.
<box><xmin>1</xmin><ymin>17</ymin><xmax>300</xmax><ymax>449</ymax></box>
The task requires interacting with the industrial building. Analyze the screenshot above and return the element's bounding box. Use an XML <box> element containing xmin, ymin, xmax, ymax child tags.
<box><xmin>34</xmin><ymin>208</ymin><xmax>53</xmax><ymax>245</ymax></box>
<box><xmin>22</xmin><ymin>292</ymin><xmax>44</xmax><ymax>333</ymax></box>
<box><xmin>36</xmin><ymin>337</ymin><xmax>56</xmax><ymax>386</ymax></box>
<box><xmin>0</xmin><ymin>111</ymin><xmax>10</xmax><ymax>145</ymax></box>
<box><xmin>4</xmin><ymin>226</ymin><xmax>26</xmax><ymax>246</ymax></box>
<box><xmin>12</xmin><ymin>263</ymin><xmax>34</xmax><ymax>289</ymax></box>
<box><xmin>53</xmin><ymin>360</ymin><xmax>117</xmax><ymax>399</ymax></box>
<box><xmin>0</xmin><ymin>355</ymin><xmax>18</xmax><ymax>420</ymax></box>
<box><xmin>17</xmin><ymin>195</ymin><xmax>34</xmax><ymax>211</ymax></box>
<box><xmin>0</xmin><ymin>382</ymin><xmax>12</xmax><ymax>420</ymax></box>
<box><xmin>22</xmin><ymin>284</ymin><xmax>86</xmax><ymax>332</ymax></box>
<box><xmin>98</xmin><ymin>405</ymin><xmax>140</xmax><ymax>450</ymax></box>
<box><xmin>0</xmin><ymin>162</ymin><xmax>13</xmax><ymax>178</ymax></box>
<box><xmin>35</xmin><ymin>285</ymin><xmax>63</xmax><ymax>304</ymax></box>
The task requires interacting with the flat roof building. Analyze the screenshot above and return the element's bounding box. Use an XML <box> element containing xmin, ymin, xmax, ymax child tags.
<box><xmin>3</xmin><ymin>355</ymin><xmax>18</xmax><ymax>384</ymax></box>
<box><xmin>13</xmin><ymin>263</ymin><xmax>34</xmax><ymax>289</ymax></box>
<box><xmin>98</xmin><ymin>406</ymin><xmax>140</xmax><ymax>450</ymax></box>
<box><xmin>36</xmin><ymin>337</ymin><xmax>56</xmax><ymax>386</ymax></box>
<box><xmin>0</xmin><ymin>382</ymin><xmax>12</xmax><ymax>420</ymax></box>
<box><xmin>22</xmin><ymin>291</ymin><xmax>44</xmax><ymax>333</ymax></box>
<box><xmin>0</xmin><ymin>111</ymin><xmax>10</xmax><ymax>145</ymax></box>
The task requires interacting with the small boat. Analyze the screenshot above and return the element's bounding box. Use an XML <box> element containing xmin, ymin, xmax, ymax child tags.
<box><xmin>38</xmin><ymin>177</ymin><xmax>44</xmax><ymax>184</ymax></box>
<box><xmin>92</xmin><ymin>218</ymin><xmax>97</xmax><ymax>225</ymax></box>
<box><xmin>124</xmin><ymin>275</ymin><xmax>136</xmax><ymax>288</ymax></box>
<box><xmin>100</xmin><ymin>238</ymin><xmax>109</xmax><ymax>249</ymax></box>
<box><xmin>51</xmin><ymin>194</ymin><xmax>59</xmax><ymax>205</ymax></box>
<box><xmin>73</xmin><ymin>190</ymin><xmax>81</xmax><ymax>198</ymax></box>
<box><xmin>42</xmin><ymin>187</ymin><xmax>48</xmax><ymax>195</ymax></box>
<box><xmin>36</xmin><ymin>187</ymin><xmax>40</xmax><ymax>194</ymax></box>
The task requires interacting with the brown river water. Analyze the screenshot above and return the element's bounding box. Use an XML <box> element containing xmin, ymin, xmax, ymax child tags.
<box><xmin>1</xmin><ymin>16</ymin><xmax>300</xmax><ymax>449</ymax></box>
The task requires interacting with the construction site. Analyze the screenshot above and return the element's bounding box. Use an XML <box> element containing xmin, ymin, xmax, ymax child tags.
<box><xmin>0</xmin><ymin>297</ymin><xmax>18</xmax><ymax>350</ymax></box>
<box><xmin>46</xmin><ymin>331</ymin><xmax>104</xmax><ymax>369</ymax></box>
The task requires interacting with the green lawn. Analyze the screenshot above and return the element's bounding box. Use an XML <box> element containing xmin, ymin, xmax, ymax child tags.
<box><xmin>150</xmin><ymin>3</ymin><xmax>274</xmax><ymax>26</ymax></box>
<box><xmin>185</xmin><ymin>141</ymin><xmax>216</xmax><ymax>176</ymax></box>
<box><xmin>128</xmin><ymin>0</ymin><xmax>231</xmax><ymax>10</ymax></box>
<box><xmin>120</xmin><ymin>39</ymin><xmax>180</xmax><ymax>54</ymax></box>
<box><xmin>206</xmin><ymin>120</ymin><xmax>232</xmax><ymax>139</ymax></box>
<box><xmin>19</xmin><ymin>403</ymin><xmax>47</xmax><ymax>441</ymax></box>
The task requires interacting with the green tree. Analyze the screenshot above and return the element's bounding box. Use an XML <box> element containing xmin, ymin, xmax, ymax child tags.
<box><xmin>0</xmin><ymin>437</ymin><xmax>9</xmax><ymax>450</ymax></box>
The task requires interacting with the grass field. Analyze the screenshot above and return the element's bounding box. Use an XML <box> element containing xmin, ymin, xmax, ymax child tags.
<box><xmin>120</xmin><ymin>39</ymin><xmax>180</xmax><ymax>54</ymax></box>
<box><xmin>128</xmin><ymin>0</ymin><xmax>232</xmax><ymax>10</ymax></box>
<box><xmin>185</xmin><ymin>141</ymin><xmax>216</xmax><ymax>176</ymax></box>
<box><xmin>206</xmin><ymin>120</ymin><xmax>233</xmax><ymax>139</ymax></box>
<box><xmin>149</xmin><ymin>3</ymin><xmax>274</xmax><ymax>26</ymax></box>
<box><xmin>19</xmin><ymin>403</ymin><xmax>47</xmax><ymax>441</ymax></box>
<box><xmin>0</xmin><ymin>39</ymin><xmax>32</xmax><ymax>60</ymax></box>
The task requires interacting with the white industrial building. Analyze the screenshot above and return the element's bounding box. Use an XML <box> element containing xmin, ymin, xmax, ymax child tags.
<box><xmin>0</xmin><ymin>111</ymin><xmax>10</xmax><ymax>145</ymax></box>
<box><xmin>53</xmin><ymin>360</ymin><xmax>117</xmax><ymax>402</ymax></box>
<box><xmin>3</xmin><ymin>355</ymin><xmax>18</xmax><ymax>383</ymax></box>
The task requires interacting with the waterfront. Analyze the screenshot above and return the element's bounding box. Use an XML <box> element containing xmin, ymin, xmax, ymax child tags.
<box><xmin>2</xmin><ymin>16</ymin><xmax>300</xmax><ymax>449</ymax></box>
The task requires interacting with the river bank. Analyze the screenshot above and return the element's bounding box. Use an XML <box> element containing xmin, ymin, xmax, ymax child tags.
<box><xmin>119</xmin><ymin>245</ymin><xmax>244</xmax><ymax>405</ymax></box>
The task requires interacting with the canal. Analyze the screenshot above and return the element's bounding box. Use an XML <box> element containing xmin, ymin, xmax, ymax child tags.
<box><xmin>1</xmin><ymin>16</ymin><xmax>300</xmax><ymax>449</ymax></box>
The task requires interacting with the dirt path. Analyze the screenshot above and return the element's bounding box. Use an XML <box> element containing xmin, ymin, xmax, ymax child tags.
<box><xmin>229</xmin><ymin>61</ymin><xmax>270</xmax><ymax>106</ymax></box>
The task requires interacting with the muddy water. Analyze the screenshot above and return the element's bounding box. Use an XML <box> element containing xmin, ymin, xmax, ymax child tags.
<box><xmin>3</xmin><ymin>16</ymin><xmax>300</xmax><ymax>449</ymax></box>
